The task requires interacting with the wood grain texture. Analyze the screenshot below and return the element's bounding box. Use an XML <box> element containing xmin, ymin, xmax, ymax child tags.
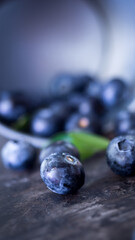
<box><xmin>0</xmin><ymin>137</ymin><xmax>135</xmax><ymax>240</ymax></box>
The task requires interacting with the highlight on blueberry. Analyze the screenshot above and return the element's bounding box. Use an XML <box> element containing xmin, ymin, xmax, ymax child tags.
<box><xmin>106</xmin><ymin>135</ymin><xmax>135</xmax><ymax>176</ymax></box>
<box><xmin>100</xmin><ymin>78</ymin><xmax>128</xmax><ymax>109</ymax></box>
<box><xmin>0</xmin><ymin>91</ymin><xmax>27</xmax><ymax>123</ymax></box>
<box><xmin>40</xmin><ymin>152</ymin><xmax>85</xmax><ymax>195</ymax></box>
<box><xmin>30</xmin><ymin>108</ymin><xmax>62</xmax><ymax>137</ymax></box>
<box><xmin>1</xmin><ymin>140</ymin><xmax>36</xmax><ymax>170</ymax></box>
<box><xmin>65</xmin><ymin>113</ymin><xmax>100</xmax><ymax>134</ymax></box>
<box><xmin>39</xmin><ymin>140</ymin><xmax>80</xmax><ymax>164</ymax></box>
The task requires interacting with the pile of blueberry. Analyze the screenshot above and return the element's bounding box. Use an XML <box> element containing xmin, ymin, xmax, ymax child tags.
<box><xmin>0</xmin><ymin>75</ymin><xmax>131</xmax><ymax>137</ymax></box>
<box><xmin>0</xmin><ymin>74</ymin><xmax>135</xmax><ymax>195</ymax></box>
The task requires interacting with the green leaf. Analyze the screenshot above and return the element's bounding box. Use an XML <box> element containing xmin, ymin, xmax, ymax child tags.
<box><xmin>52</xmin><ymin>132</ymin><xmax>109</xmax><ymax>161</ymax></box>
<box><xmin>12</xmin><ymin>115</ymin><xmax>30</xmax><ymax>132</ymax></box>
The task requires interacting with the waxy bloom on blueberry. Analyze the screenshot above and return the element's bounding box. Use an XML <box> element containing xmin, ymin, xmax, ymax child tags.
<box><xmin>40</xmin><ymin>153</ymin><xmax>85</xmax><ymax>195</ymax></box>
<box><xmin>106</xmin><ymin>135</ymin><xmax>135</xmax><ymax>176</ymax></box>
<box><xmin>1</xmin><ymin>140</ymin><xmax>36</xmax><ymax>170</ymax></box>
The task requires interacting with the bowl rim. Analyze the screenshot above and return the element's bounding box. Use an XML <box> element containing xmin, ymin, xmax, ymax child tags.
<box><xmin>0</xmin><ymin>122</ymin><xmax>50</xmax><ymax>148</ymax></box>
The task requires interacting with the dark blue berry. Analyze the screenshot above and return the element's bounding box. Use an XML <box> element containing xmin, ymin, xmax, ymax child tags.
<box><xmin>0</xmin><ymin>92</ymin><xmax>27</xmax><ymax>123</ymax></box>
<box><xmin>65</xmin><ymin>113</ymin><xmax>100</xmax><ymax>134</ymax></box>
<box><xmin>100</xmin><ymin>79</ymin><xmax>128</xmax><ymax>109</ymax></box>
<box><xmin>85</xmin><ymin>78</ymin><xmax>102</xmax><ymax>99</ymax></box>
<box><xmin>115</xmin><ymin>111</ymin><xmax>135</xmax><ymax>136</ymax></box>
<box><xmin>1</xmin><ymin>141</ymin><xmax>36</xmax><ymax>170</ymax></box>
<box><xmin>106</xmin><ymin>135</ymin><xmax>135</xmax><ymax>176</ymax></box>
<box><xmin>102</xmin><ymin>110</ymin><xmax>135</xmax><ymax>138</ymax></box>
<box><xmin>67</xmin><ymin>93</ymin><xmax>104</xmax><ymax>116</ymax></box>
<box><xmin>39</xmin><ymin>141</ymin><xmax>80</xmax><ymax>164</ymax></box>
<box><xmin>50</xmin><ymin>74</ymin><xmax>90</xmax><ymax>98</ymax></box>
<box><xmin>66</xmin><ymin>93</ymin><xmax>89</xmax><ymax>112</ymax></box>
<box><xmin>40</xmin><ymin>153</ymin><xmax>85</xmax><ymax>194</ymax></box>
<box><xmin>50</xmin><ymin>101</ymin><xmax>73</xmax><ymax>122</ymax></box>
<box><xmin>30</xmin><ymin>108</ymin><xmax>62</xmax><ymax>137</ymax></box>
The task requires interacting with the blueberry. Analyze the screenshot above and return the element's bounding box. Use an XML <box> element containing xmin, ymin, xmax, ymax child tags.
<box><xmin>66</xmin><ymin>93</ymin><xmax>88</xmax><ymax>112</ymax></box>
<box><xmin>39</xmin><ymin>141</ymin><xmax>80</xmax><ymax>164</ymax></box>
<box><xmin>67</xmin><ymin>93</ymin><xmax>104</xmax><ymax>117</ymax></box>
<box><xmin>65</xmin><ymin>113</ymin><xmax>100</xmax><ymax>134</ymax></box>
<box><xmin>102</xmin><ymin>110</ymin><xmax>135</xmax><ymax>138</ymax></box>
<box><xmin>40</xmin><ymin>153</ymin><xmax>85</xmax><ymax>194</ymax></box>
<box><xmin>114</xmin><ymin>111</ymin><xmax>135</xmax><ymax>136</ymax></box>
<box><xmin>106</xmin><ymin>135</ymin><xmax>135</xmax><ymax>176</ymax></box>
<box><xmin>85</xmin><ymin>78</ymin><xmax>102</xmax><ymax>99</ymax></box>
<box><xmin>50</xmin><ymin>101</ymin><xmax>73</xmax><ymax>122</ymax></box>
<box><xmin>1</xmin><ymin>141</ymin><xmax>36</xmax><ymax>170</ymax></box>
<box><xmin>100</xmin><ymin>78</ymin><xmax>128</xmax><ymax>109</ymax></box>
<box><xmin>30</xmin><ymin>108</ymin><xmax>62</xmax><ymax>137</ymax></box>
<box><xmin>0</xmin><ymin>91</ymin><xmax>27</xmax><ymax>123</ymax></box>
<box><xmin>127</xmin><ymin>129</ymin><xmax>135</xmax><ymax>136</ymax></box>
<box><xmin>50</xmin><ymin>74</ymin><xmax>90</xmax><ymax>98</ymax></box>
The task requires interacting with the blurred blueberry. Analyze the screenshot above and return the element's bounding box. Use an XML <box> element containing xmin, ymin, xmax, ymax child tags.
<box><xmin>115</xmin><ymin>111</ymin><xmax>135</xmax><ymax>136</ymax></box>
<box><xmin>0</xmin><ymin>91</ymin><xmax>27</xmax><ymax>123</ymax></box>
<box><xmin>50</xmin><ymin>74</ymin><xmax>91</xmax><ymax>98</ymax></box>
<box><xmin>85</xmin><ymin>78</ymin><xmax>102</xmax><ymax>99</ymax></box>
<box><xmin>39</xmin><ymin>140</ymin><xmax>80</xmax><ymax>164</ymax></box>
<box><xmin>106</xmin><ymin>135</ymin><xmax>135</xmax><ymax>176</ymax></box>
<box><xmin>40</xmin><ymin>152</ymin><xmax>85</xmax><ymax>194</ymax></box>
<box><xmin>100</xmin><ymin>78</ymin><xmax>128</xmax><ymax>109</ymax></box>
<box><xmin>101</xmin><ymin>110</ymin><xmax>135</xmax><ymax>139</ymax></box>
<box><xmin>30</xmin><ymin>108</ymin><xmax>62</xmax><ymax>137</ymax></box>
<box><xmin>50</xmin><ymin>101</ymin><xmax>73</xmax><ymax>121</ymax></box>
<box><xmin>66</xmin><ymin>93</ymin><xmax>88</xmax><ymax>112</ymax></box>
<box><xmin>127</xmin><ymin>129</ymin><xmax>135</xmax><ymax>136</ymax></box>
<box><xmin>65</xmin><ymin>113</ymin><xmax>100</xmax><ymax>134</ymax></box>
<box><xmin>67</xmin><ymin>93</ymin><xmax>104</xmax><ymax>116</ymax></box>
<box><xmin>1</xmin><ymin>140</ymin><xmax>36</xmax><ymax>170</ymax></box>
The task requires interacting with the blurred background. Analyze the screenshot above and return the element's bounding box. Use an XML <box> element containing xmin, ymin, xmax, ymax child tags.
<box><xmin>0</xmin><ymin>0</ymin><xmax>135</xmax><ymax>96</ymax></box>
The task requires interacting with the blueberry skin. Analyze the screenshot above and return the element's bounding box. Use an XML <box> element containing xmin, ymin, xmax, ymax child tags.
<box><xmin>40</xmin><ymin>153</ymin><xmax>85</xmax><ymax>194</ymax></box>
<box><xmin>114</xmin><ymin>111</ymin><xmax>135</xmax><ymax>136</ymax></box>
<box><xmin>31</xmin><ymin>108</ymin><xmax>62</xmax><ymax>137</ymax></box>
<box><xmin>50</xmin><ymin>74</ymin><xmax>90</xmax><ymax>98</ymax></box>
<box><xmin>78</xmin><ymin>97</ymin><xmax>103</xmax><ymax>116</ymax></box>
<box><xmin>67</xmin><ymin>93</ymin><xmax>104</xmax><ymax>116</ymax></box>
<box><xmin>1</xmin><ymin>141</ymin><xmax>36</xmax><ymax>170</ymax></box>
<box><xmin>50</xmin><ymin>101</ymin><xmax>73</xmax><ymax>122</ymax></box>
<box><xmin>39</xmin><ymin>141</ymin><xmax>80</xmax><ymax>164</ymax></box>
<box><xmin>85</xmin><ymin>78</ymin><xmax>102</xmax><ymax>99</ymax></box>
<box><xmin>66</xmin><ymin>93</ymin><xmax>89</xmax><ymax>112</ymax></box>
<box><xmin>100</xmin><ymin>79</ymin><xmax>128</xmax><ymax>109</ymax></box>
<box><xmin>0</xmin><ymin>92</ymin><xmax>27</xmax><ymax>123</ymax></box>
<box><xmin>106</xmin><ymin>135</ymin><xmax>135</xmax><ymax>176</ymax></box>
<box><xmin>65</xmin><ymin>113</ymin><xmax>100</xmax><ymax>134</ymax></box>
<box><xmin>102</xmin><ymin>110</ymin><xmax>135</xmax><ymax>138</ymax></box>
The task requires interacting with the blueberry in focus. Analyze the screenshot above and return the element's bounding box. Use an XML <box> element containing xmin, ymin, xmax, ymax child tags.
<box><xmin>40</xmin><ymin>153</ymin><xmax>85</xmax><ymax>194</ymax></box>
<box><xmin>100</xmin><ymin>78</ymin><xmax>128</xmax><ymax>109</ymax></box>
<box><xmin>39</xmin><ymin>141</ymin><xmax>80</xmax><ymax>164</ymax></box>
<box><xmin>0</xmin><ymin>91</ymin><xmax>27</xmax><ymax>123</ymax></box>
<box><xmin>1</xmin><ymin>141</ymin><xmax>36</xmax><ymax>170</ymax></box>
<box><xmin>65</xmin><ymin>113</ymin><xmax>100</xmax><ymax>134</ymax></box>
<box><xmin>30</xmin><ymin>108</ymin><xmax>62</xmax><ymax>137</ymax></box>
<box><xmin>106</xmin><ymin>135</ymin><xmax>135</xmax><ymax>176</ymax></box>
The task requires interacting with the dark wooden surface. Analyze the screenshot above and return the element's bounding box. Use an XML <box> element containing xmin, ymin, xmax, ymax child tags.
<box><xmin>0</xmin><ymin>137</ymin><xmax>135</xmax><ymax>240</ymax></box>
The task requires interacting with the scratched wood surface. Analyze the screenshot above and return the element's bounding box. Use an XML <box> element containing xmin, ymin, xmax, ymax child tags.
<box><xmin>0</xmin><ymin>137</ymin><xmax>135</xmax><ymax>240</ymax></box>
